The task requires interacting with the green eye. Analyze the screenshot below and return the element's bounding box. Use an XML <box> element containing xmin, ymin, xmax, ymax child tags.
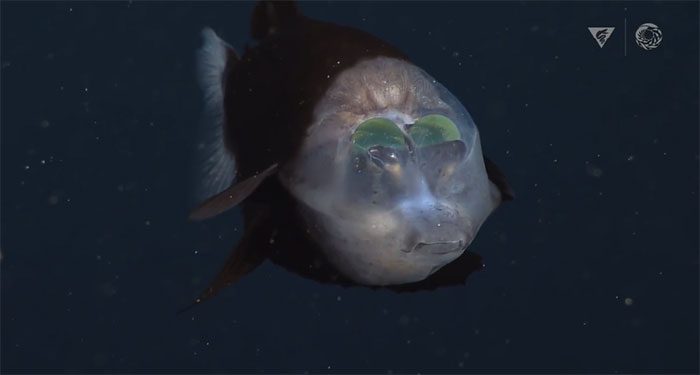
<box><xmin>409</xmin><ymin>114</ymin><xmax>461</xmax><ymax>147</ymax></box>
<box><xmin>351</xmin><ymin>118</ymin><xmax>406</xmax><ymax>150</ymax></box>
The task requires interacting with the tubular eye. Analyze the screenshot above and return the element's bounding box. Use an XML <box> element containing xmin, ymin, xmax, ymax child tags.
<box><xmin>351</xmin><ymin>117</ymin><xmax>408</xmax><ymax>174</ymax></box>
<box><xmin>351</xmin><ymin>118</ymin><xmax>406</xmax><ymax>150</ymax></box>
<box><xmin>408</xmin><ymin>114</ymin><xmax>461</xmax><ymax>147</ymax></box>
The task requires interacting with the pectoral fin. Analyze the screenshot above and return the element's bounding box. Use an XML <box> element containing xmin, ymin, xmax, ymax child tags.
<box><xmin>189</xmin><ymin>163</ymin><xmax>279</xmax><ymax>221</ymax></box>
<box><xmin>483</xmin><ymin>155</ymin><xmax>514</xmax><ymax>202</ymax></box>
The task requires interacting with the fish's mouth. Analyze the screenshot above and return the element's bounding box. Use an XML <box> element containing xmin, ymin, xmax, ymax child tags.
<box><xmin>409</xmin><ymin>240</ymin><xmax>464</xmax><ymax>254</ymax></box>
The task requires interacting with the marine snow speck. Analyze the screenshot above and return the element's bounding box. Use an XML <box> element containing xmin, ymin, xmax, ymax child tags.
<box><xmin>184</xmin><ymin>1</ymin><xmax>513</xmax><ymax>310</ymax></box>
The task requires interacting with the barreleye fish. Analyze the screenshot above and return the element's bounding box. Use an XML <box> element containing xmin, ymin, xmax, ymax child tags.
<box><xmin>185</xmin><ymin>1</ymin><xmax>513</xmax><ymax>309</ymax></box>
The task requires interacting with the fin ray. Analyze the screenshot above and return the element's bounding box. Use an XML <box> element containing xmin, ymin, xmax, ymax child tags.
<box><xmin>194</xmin><ymin>28</ymin><xmax>238</xmax><ymax>204</ymax></box>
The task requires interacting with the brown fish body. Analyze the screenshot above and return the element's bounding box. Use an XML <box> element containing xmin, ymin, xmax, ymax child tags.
<box><xmin>184</xmin><ymin>1</ymin><xmax>512</xmax><ymax>310</ymax></box>
<box><xmin>225</xmin><ymin>12</ymin><xmax>407</xmax><ymax>182</ymax></box>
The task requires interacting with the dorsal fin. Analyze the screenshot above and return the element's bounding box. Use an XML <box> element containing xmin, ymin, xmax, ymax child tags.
<box><xmin>251</xmin><ymin>0</ymin><xmax>300</xmax><ymax>40</ymax></box>
<box><xmin>193</xmin><ymin>28</ymin><xmax>239</xmax><ymax>205</ymax></box>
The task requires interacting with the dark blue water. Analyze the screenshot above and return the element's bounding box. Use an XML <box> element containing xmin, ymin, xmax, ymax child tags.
<box><xmin>2</xmin><ymin>1</ymin><xmax>698</xmax><ymax>372</ymax></box>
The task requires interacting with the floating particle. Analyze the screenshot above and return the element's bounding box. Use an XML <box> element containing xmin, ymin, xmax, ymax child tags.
<box><xmin>99</xmin><ymin>282</ymin><xmax>118</xmax><ymax>297</ymax></box>
<box><xmin>586</xmin><ymin>164</ymin><xmax>603</xmax><ymax>178</ymax></box>
<box><xmin>48</xmin><ymin>195</ymin><xmax>59</xmax><ymax>205</ymax></box>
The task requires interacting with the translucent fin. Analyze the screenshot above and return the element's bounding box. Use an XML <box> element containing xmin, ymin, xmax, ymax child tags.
<box><xmin>194</xmin><ymin>27</ymin><xmax>238</xmax><ymax>204</ymax></box>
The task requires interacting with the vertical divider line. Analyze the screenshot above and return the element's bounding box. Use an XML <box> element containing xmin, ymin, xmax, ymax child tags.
<box><xmin>624</xmin><ymin>15</ymin><xmax>628</xmax><ymax>56</ymax></box>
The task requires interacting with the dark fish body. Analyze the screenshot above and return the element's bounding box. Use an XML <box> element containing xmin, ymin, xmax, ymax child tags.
<box><xmin>227</xmin><ymin>7</ymin><xmax>407</xmax><ymax>179</ymax></box>
<box><xmin>185</xmin><ymin>1</ymin><xmax>513</xmax><ymax>309</ymax></box>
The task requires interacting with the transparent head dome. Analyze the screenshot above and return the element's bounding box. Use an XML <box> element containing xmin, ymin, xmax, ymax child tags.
<box><xmin>279</xmin><ymin>57</ymin><xmax>499</xmax><ymax>285</ymax></box>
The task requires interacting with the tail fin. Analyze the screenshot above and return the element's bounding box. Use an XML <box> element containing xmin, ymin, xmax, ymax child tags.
<box><xmin>193</xmin><ymin>28</ymin><xmax>238</xmax><ymax>205</ymax></box>
<box><xmin>251</xmin><ymin>0</ymin><xmax>300</xmax><ymax>40</ymax></box>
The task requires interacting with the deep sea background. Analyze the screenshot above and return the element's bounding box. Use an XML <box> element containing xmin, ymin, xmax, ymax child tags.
<box><xmin>1</xmin><ymin>1</ymin><xmax>698</xmax><ymax>373</ymax></box>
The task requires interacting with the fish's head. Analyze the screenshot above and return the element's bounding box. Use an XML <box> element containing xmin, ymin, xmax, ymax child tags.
<box><xmin>280</xmin><ymin>57</ymin><xmax>503</xmax><ymax>285</ymax></box>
